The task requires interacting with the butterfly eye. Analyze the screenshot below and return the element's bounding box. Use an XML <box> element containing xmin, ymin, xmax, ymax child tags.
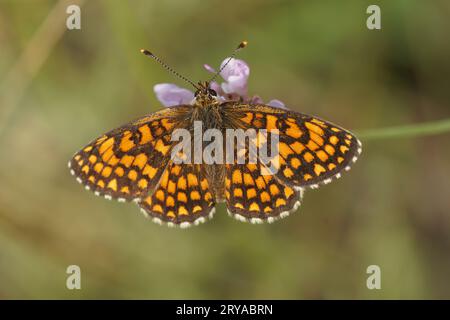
<box><xmin>208</xmin><ymin>89</ymin><xmax>217</xmax><ymax>96</ymax></box>
<box><xmin>194</xmin><ymin>89</ymin><xmax>200</xmax><ymax>96</ymax></box>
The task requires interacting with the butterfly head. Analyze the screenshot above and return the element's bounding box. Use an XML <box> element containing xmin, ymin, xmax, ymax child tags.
<box><xmin>193</xmin><ymin>81</ymin><xmax>219</xmax><ymax>106</ymax></box>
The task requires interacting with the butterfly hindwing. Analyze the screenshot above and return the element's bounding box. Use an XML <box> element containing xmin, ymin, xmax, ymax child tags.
<box><xmin>225</xmin><ymin>162</ymin><xmax>302</xmax><ymax>223</ymax></box>
<box><xmin>138</xmin><ymin>163</ymin><xmax>216</xmax><ymax>227</ymax></box>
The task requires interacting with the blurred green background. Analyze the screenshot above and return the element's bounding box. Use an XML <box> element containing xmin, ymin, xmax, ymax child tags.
<box><xmin>1</xmin><ymin>0</ymin><xmax>449</xmax><ymax>299</ymax></box>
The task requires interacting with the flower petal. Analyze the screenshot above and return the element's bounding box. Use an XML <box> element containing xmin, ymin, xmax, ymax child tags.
<box><xmin>267</xmin><ymin>99</ymin><xmax>287</xmax><ymax>109</ymax></box>
<box><xmin>153</xmin><ymin>83</ymin><xmax>194</xmax><ymax>107</ymax></box>
<box><xmin>203</xmin><ymin>64</ymin><xmax>216</xmax><ymax>74</ymax></box>
<box><xmin>249</xmin><ymin>95</ymin><xmax>264</xmax><ymax>104</ymax></box>
<box><xmin>219</xmin><ymin>58</ymin><xmax>250</xmax><ymax>81</ymax></box>
<box><xmin>219</xmin><ymin>58</ymin><xmax>250</xmax><ymax>97</ymax></box>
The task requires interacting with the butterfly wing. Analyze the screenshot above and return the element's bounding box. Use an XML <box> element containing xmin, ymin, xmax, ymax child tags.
<box><xmin>221</xmin><ymin>102</ymin><xmax>361</xmax><ymax>222</ymax></box>
<box><xmin>225</xmin><ymin>161</ymin><xmax>302</xmax><ymax>223</ymax></box>
<box><xmin>68</xmin><ymin>106</ymin><xmax>190</xmax><ymax>202</ymax></box>
<box><xmin>138</xmin><ymin>163</ymin><xmax>216</xmax><ymax>228</ymax></box>
<box><xmin>223</xmin><ymin>102</ymin><xmax>362</xmax><ymax>188</ymax></box>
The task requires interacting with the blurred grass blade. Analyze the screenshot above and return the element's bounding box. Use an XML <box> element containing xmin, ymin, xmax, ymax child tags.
<box><xmin>0</xmin><ymin>0</ymin><xmax>86</xmax><ymax>139</ymax></box>
<box><xmin>357</xmin><ymin>118</ymin><xmax>450</xmax><ymax>140</ymax></box>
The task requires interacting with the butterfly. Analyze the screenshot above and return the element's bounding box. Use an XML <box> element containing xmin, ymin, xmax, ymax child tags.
<box><xmin>68</xmin><ymin>42</ymin><xmax>362</xmax><ymax>228</ymax></box>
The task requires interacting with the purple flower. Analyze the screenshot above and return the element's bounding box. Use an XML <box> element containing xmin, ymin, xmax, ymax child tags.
<box><xmin>267</xmin><ymin>99</ymin><xmax>287</xmax><ymax>109</ymax></box>
<box><xmin>154</xmin><ymin>83</ymin><xmax>194</xmax><ymax>107</ymax></box>
<box><xmin>217</xmin><ymin>57</ymin><xmax>249</xmax><ymax>97</ymax></box>
<box><xmin>153</xmin><ymin>58</ymin><xmax>286</xmax><ymax>108</ymax></box>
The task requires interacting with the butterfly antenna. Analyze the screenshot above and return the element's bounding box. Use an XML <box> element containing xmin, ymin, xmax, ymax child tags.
<box><xmin>208</xmin><ymin>40</ymin><xmax>248</xmax><ymax>84</ymax></box>
<box><xmin>140</xmin><ymin>49</ymin><xmax>199</xmax><ymax>90</ymax></box>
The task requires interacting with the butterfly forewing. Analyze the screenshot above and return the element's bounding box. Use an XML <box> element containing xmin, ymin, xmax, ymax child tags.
<box><xmin>68</xmin><ymin>106</ymin><xmax>190</xmax><ymax>202</ymax></box>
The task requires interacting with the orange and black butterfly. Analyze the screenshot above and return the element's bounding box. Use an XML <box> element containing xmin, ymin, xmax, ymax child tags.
<box><xmin>69</xmin><ymin>42</ymin><xmax>362</xmax><ymax>228</ymax></box>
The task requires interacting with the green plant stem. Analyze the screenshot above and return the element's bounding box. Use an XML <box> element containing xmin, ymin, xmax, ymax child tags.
<box><xmin>356</xmin><ymin>118</ymin><xmax>450</xmax><ymax>141</ymax></box>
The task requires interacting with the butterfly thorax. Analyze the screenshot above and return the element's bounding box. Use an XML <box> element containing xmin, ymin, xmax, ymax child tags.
<box><xmin>188</xmin><ymin>89</ymin><xmax>227</xmax><ymax>202</ymax></box>
<box><xmin>193</xmin><ymin>94</ymin><xmax>219</xmax><ymax>108</ymax></box>
<box><xmin>190</xmin><ymin>82</ymin><xmax>224</xmax><ymax>129</ymax></box>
